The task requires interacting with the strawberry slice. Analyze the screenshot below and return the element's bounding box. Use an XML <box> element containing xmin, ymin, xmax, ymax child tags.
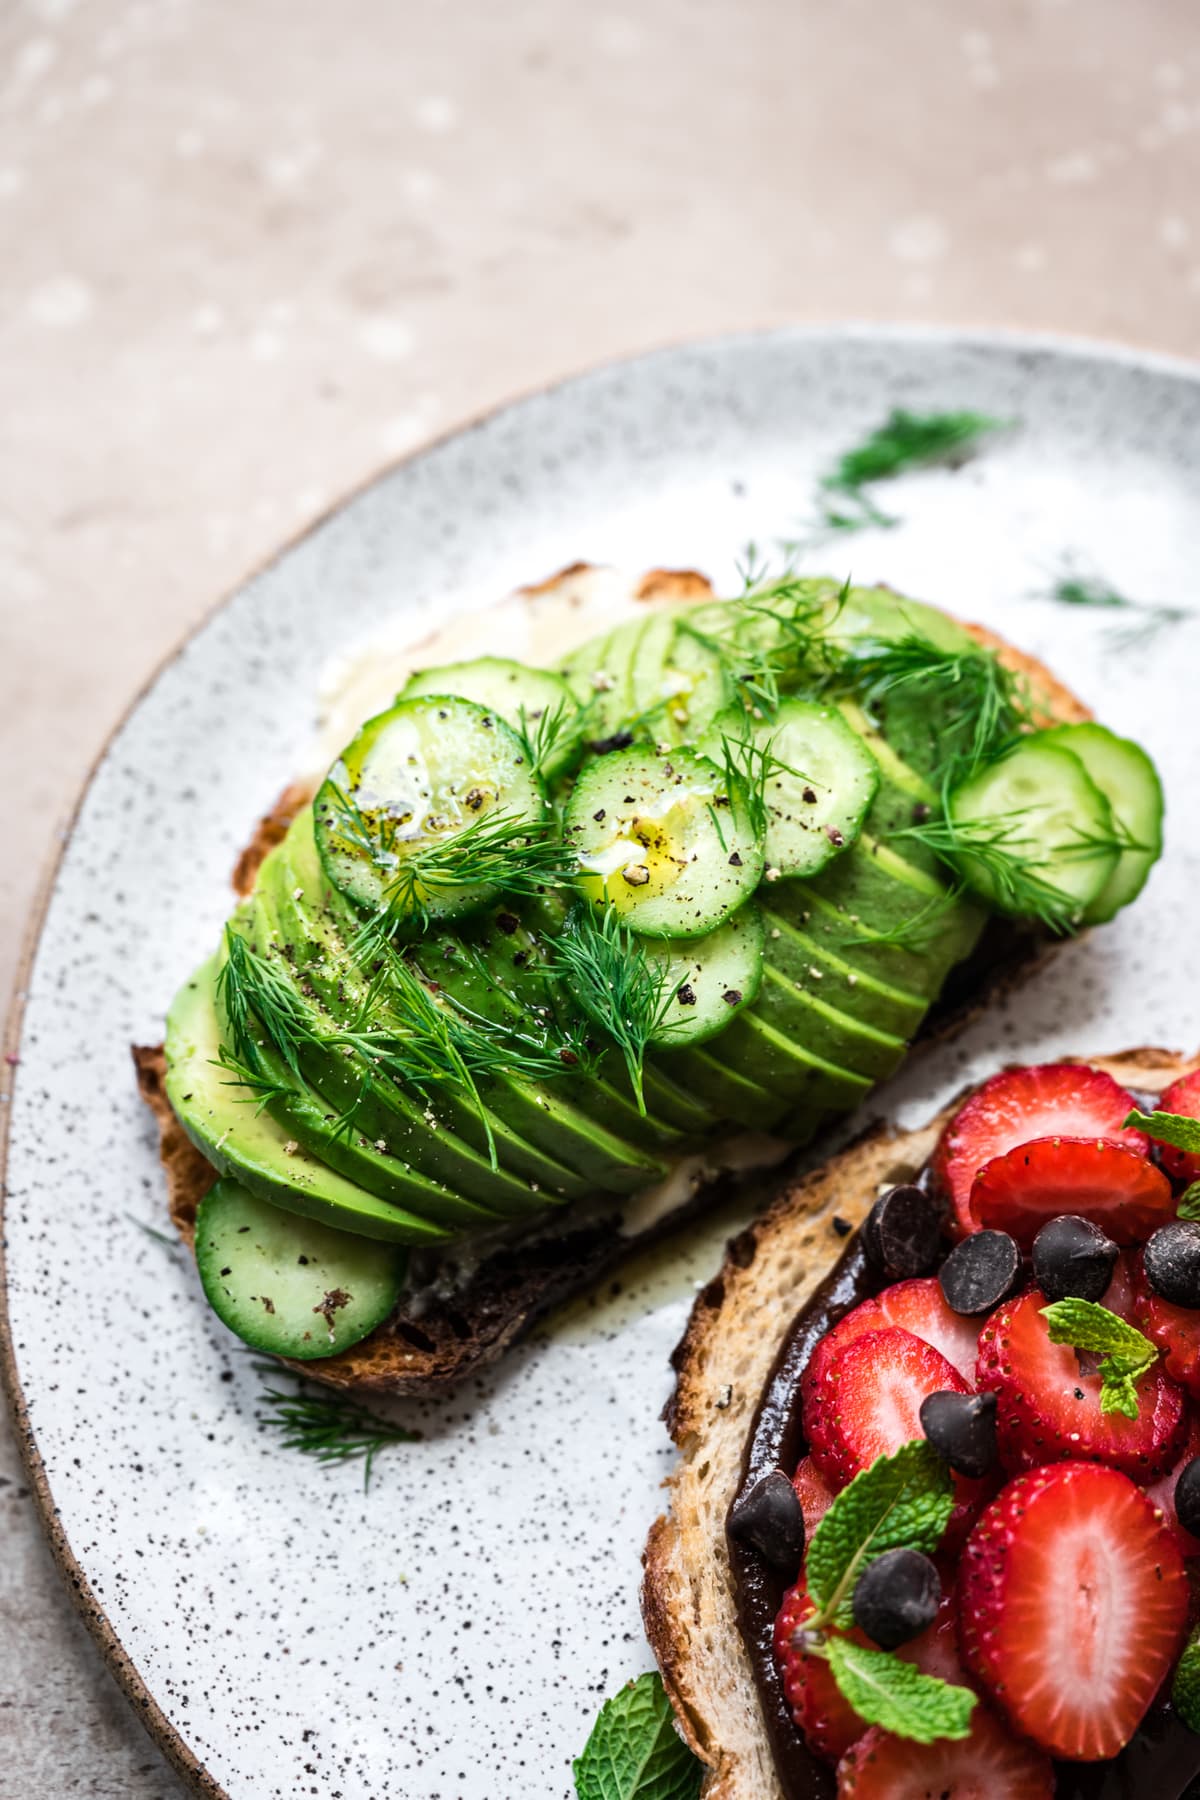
<box><xmin>1145</xmin><ymin>1415</ymin><xmax>1200</xmax><ymax>1558</ymax></box>
<box><xmin>792</xmin><ymin>1455</ymin><xmax>837</xmax><ymax>1540</ymax></box>
<box><xmin>776</xmin><ymin>1582</ymin><xmax>971</xmax><ymax>1768</ymax></box>
<box><xmin>802</xmin><ymin>1280</ymin><xmax>981</xmax><ymax>1394</ymax></box>
<box><xmin>1157</xmin><ymin>1070</ymin><xmax>1200</xmax><ymax>1182</ymax></box>
<box><xmin>836</xmin><ymin>1704</ymin><xmax>1055</xmax><ymax>1798</ymax></box>
<box><xmin>803</xmin><ymin>1326</ymin><xmax>971</xmax><ymax>1488</ymax></box>
<box><xmin>969</xmin><ymin>1136</ymin><xmax>1173</xmax><ymax>1247</ymax></box>
<box><xmin>976</xmin><ymin>1287</ymin><xmax>1186</xmax><ymax>1479</ymax></box>
<box><xmin>1134</xmin><ymin>1253</ymin><xmax>1200</xmax><ymax>1400</ymax></box>
<box><xmin>959</xmin><ymin>1461</ymin><xmax>1188</xmax><ymax>1760</ymax></box>
<box><xmin>932</xmin><ymin>1063</ymin><xmax>1147</xmax><ymax>1238</ymax></box>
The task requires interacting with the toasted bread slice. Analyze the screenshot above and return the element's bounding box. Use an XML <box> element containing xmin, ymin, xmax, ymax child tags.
<box><xmin>133</xmin><ymin>565</ymin><xmax>1092</xmax><ymax>1396</ymax></box>
<box><xmin>641</xmin><ymin>1048</ymin><xmax>1200</xmax><ymax>1800</ymax></box>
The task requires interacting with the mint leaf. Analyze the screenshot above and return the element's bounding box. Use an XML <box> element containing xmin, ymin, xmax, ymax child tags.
<box><xmin>1125</xmin><ymin>1107</ymin><xmax>1200</xmax><ymax>1155</ymax></box>
<box><xmin>1174</xmin><ymin>1626</ymin><xmax>1200</xmax><ymax>1734</ymax></box>
<box><xmin>573</xmin><ymin>1673</ymin><xmax>703</xmax><ymax>1800</ymax></box>
<box><xmin>806</xmin><ymin>1440</ymin><xmax>954</xmax><ymax>1628</ymax></box>
<box><xmin>1041</xmin><ymin>1298</ymin><xmax>1158</xmax><ymax>1420</ymax></box>
<box><xmin>1179</xmin><ymin>1182</ymin><xmax>1200</xmax><ymax>1222</ymax></box>
<box><xmin>824</xmin><ymin>1637</ymin><xmax>976</xmax><ymax>1744</ymax></box>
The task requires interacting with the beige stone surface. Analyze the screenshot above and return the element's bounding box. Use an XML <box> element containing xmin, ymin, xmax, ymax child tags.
<box><xmin>2</xmin><ymin>0</ymin><xmax>1199</xmax><ymax>1792</ymax></box>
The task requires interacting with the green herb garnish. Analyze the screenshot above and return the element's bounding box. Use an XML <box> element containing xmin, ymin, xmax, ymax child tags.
<box><xmin>124</xmin><ymin>1213</ymin><xmax>182</xmax><ymax>1250</ymax></box>
<box><xmin>679</xmin><ymin>574</ymin><xmax>842</xmax><ymax>717</ymax></box>
<box><xmin>1040</xmin><ymin>1298</ymin><xmax>1159</xmax><ymax>1419</ymax></box>
<box><xmin>573</xmin><ymin>1671</ymin><xmax>703</xmax><ymax>1800</ymax></box>
<box><xmin>549</xmin><ymin>906</ymin><xmax>676</xmax><ymax>1114</ymax></box>
<box><xmin>835</xmin><ymin>634</ymin><xmax>1030</xmax><ymax>781</ymax></box>
<box><xmin>254</xmin><ymin>1365</ymin><xmax>419</xmax><ymax>1489</ymax></box>
<box><xmin>796</xmin><ymin>1440</ymin><xmax>975</xmax><ymax>1743</ymax></box>
<box><xmin>1173</xmin><ymin>1626</ymin><xmax>1200</xmax><ymax>1734</ymax></box>
<box><xmin>1124</xmin><ymin>1107</ymin><xmax>1200</xmax><ymax>1157</ymax></box>
<box><xmin>512</xmin><ymin>693</ymin><xmax>595</xmax><ymax>777</ymax></box>
<box><xmin>1179</xmin><ymin>1182</ymin><xmax>1200</xmax><ymax>1222</ymax></box>
<box><xmin>819</xmin><ymin>409</ymin><xmax>1009</xmax><ymax>531</ymax></box>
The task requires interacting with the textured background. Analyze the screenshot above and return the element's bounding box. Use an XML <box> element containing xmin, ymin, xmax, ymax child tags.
<box><xmin>2</xmin><ymin>0</ymin><xmax>1200</xmax><ymax>1793</ymax></box>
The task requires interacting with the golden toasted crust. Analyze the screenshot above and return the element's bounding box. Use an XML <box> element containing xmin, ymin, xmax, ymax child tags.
<box><xmin>136</xmin><ymin>564</ymin><xmax>1102</xmax><ymax>1403</ymax></box>
<box><xmin>641</xmin><ymin>1049</ymin><xmax>1200</xmax><ymax>1799</ymax></box>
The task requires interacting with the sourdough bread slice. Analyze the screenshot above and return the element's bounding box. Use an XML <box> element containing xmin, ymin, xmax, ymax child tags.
<box><xmin>133</xmin><ymin>565</ymin><xmax>1091</xmax><ymax>1396</ymax></box>
<box><xmin>640</xmin><ymin>1048</ymin><xmax>1200</xmax><ymax>1800</ymax></box>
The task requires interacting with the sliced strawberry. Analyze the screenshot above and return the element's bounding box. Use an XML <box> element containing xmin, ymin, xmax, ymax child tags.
<box><xmin>1145</xmin><ymin>1414</ymin><xmax>1200</xmax><ymax>1558</ymax></box>
<box><xmin>959</xmin><ymin>1461</ymin><xmax>1188</xmax><ymax>1760</ymax></box>
<box><xmin>803</xmin><ymin>1326</ymin><xmax>971</xmax><ymax>1488</ymax></box>
<box><xmin>975</xmin><ymin>1287</ymin><xmax>1186</xmax><ymax>1479</ymax></box>
<box><xmin>1134</xmin><ymin>1255</ymin><xmax>1200</xmax><ymax>1400</ymax></box>
<box><xmin>836</xmin><ymin>1705</ymin><xmax>1055</xmax><ymax>1798</ymax></box>
<box><xmin>1158</xmin><ymin>1070</ymin><xmax>1200</xmax><ymax>1182</ymax></box>
<box><xmin>775</xmin><ymin>1581</ymin><xmax>874</xmax><ymax>1765</ymax></box>
<box><xmin>792</xmin><ymin>1455</ymin><xmax>837</xmax><ymax>1540</ymax></box>
<box><xmin>801</xmin><ymin>1280</ymin><xmax>980</xmax><ymax>1400</ymax></box>
<box><xmin>969</xmin><ymin>1136</ymin><xmax>1173</xmax><ymax>1248</ymax></box>
<box><xmin>932</xmin><ymin>1063</ymin><xmax>1147</xmax><ymax>1238</ymax></box>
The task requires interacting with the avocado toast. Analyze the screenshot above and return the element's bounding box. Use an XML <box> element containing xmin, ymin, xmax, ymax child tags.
<box><xmin>135</xmin><ymin>563</ymin><xmax>1165</xmax><ymax>1391</ymax></box>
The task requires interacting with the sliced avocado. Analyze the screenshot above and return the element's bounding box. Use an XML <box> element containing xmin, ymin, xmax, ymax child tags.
<box><xmin>750</xmin><ymin>965</ymin><xmax>907</xmax><ymax>1083</ymax></box>
<box><xmin>264</xmin><ymin>826</ymin><xmax>597</xmax><ymax>1203</ymax></box>
<box><xmin>835</xmin><ymin>698</ymin><xmax>946</xmax><ymax>881</ymax></box>
<box><xmin>789</xmin><ymin>836</ymin><xmax>985</xmax><ymax>984</ymax></box>
<box><xmin>759</xmin><ymin>907</ymin><xmax>926</xmax><ymax>1039</ymax></box>
<box><xmin>165</xmin><ymin>960</ymin><xmax>452</xmax><ymax>1245</ymax></box>
<box><xmin>655</xmin><ymin>1044</ymin><xmax>792</xmax><ymax>1134</ymax></box>
<box><xmin>717</xmin><ymin>1011</ymin><xmax>873</xmax><ymax>1114</ymax></box>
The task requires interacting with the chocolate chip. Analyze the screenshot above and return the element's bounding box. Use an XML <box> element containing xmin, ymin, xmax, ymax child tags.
<box><xmin>920</xmin><ymin>1390</ymin><xmax>998</xmax><ymax>1478</ymax></box>
<box><xmin>938</xmin><ymin>1229</ymin><xmax>1022</xmax><ymax>1315</ymax></box>
<box><xmin>852</xmin><ymin>1549</ymin><xmax>940</xmax><ymax>1650</ymax></box>
<box><xmin>728</xmin><ymin>1470</ymin><xmax>805</xmax><ymax>1577</ymax></box>
<box><xmin>1031</xmin><ymin>1215</ymin><xmax>1119</xmax><ymax>1303</ymax></box>
<box><xmin>862</xmin><ymin>1185</ymin><xmax>943</xmax><ymax>1280</ymax></box>
<box><xmin>1144</xmin><ymin>1221</ymin><xmax>1200</xmax><ymax>1309</ymax></box>
<box><xmin>1176</xmin><ymin>1457</ymin><xmax>1200</xmax><ymax>1537</ymax></box>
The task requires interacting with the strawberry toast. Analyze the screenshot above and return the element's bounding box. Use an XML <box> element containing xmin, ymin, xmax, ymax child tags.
<box><xmin>643</xmin><ymin>1053</ymin><xmax>1200</xmax><ymax>1797</ymax></box>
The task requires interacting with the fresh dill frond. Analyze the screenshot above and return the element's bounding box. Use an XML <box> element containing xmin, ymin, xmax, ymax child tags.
<box><xmin>214</xmin><ymin>1043</ymin><xmax>294</xmax><ymax>1111</ymax></box>
<box><xmin>1043</xmin><ymin>566</ymin><xmax>1188</xmax><ymax>650</ymax></box>
<box><xmin>832</xmin><ymin>892</ymin><xmax>956</xmax><ymax>953</ymax></box>
<box><xmin>892</xmin><ymin>810</ymin><xmax>1127</xmax><ymax>936</ymax></box>
<box><xmin>717</xmin><ymin>731</ymin><xmax>811</xmax><ymax>841</ymax></box>
<box><xmin>334</xmin><ymin>801</ymin><xmax>577</xmax><ymax>953</ymax></box>
<box><xmin>253</xmin><ymin>1366</ymin><xmax>419</xmax><ymax>1490</ymax></box>
<box><xmin>549</xmin><ymin>906</ymin><xmax>677</xmax><ymax>1113</ymax></box>
<box><xmin>819</xmin><ymin>409</ymin><xmax>1010</xmax><ymax>531</ymax></box>
<box><xmin>682</xmin><ymin>574</ymin><xmax>843</xmax><ymax>716</ymax></box>
<box><xmin>217</xmin><ymin>929</ymin><xmax>587</xmax><ymax>1170</ymax></box>
<box><xmin>834</xmin><ymin>633</ymin><xmax>1031</xmax><ymax>780</ymax></box>
<box><xmin>125</xmin><ymin>1213</ymin><xmax>182</xmax><ymax>1250</ymax></box>
<box><xmin>512</xmin><ymin>693</ymin><xmax>594</xmax><ymax>777</ymax></box>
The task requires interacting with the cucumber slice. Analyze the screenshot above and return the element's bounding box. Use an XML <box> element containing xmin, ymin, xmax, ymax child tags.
<box><xmin>945</xmin><ymin>739</ymin><xmax>1119</xmax><ymax>926</ymax></box>
<box><xmin>313</xmin><ymin>695</ymin><xmax>547</xmax><ymax>928</ymax></box>
<box><xmin>703</xmin><ymin>699</ymin><xmax>879</xmax><ymax>877</ymax></box>
<box><xmin>632</xmin><ymin>619</ymin><xmax>732</xmax><ymax>745</ymax></box>
<box><xmin>195</xmin><ymin>1178</ymin><xmax>404</xmax><ymax>1360</ymax></box>
<box><xmin>400</xmin><ymin>658</ymin><xmax>581</xmax><ymax>780</ymax></box>
<box><xmin>563</xmin><ymin>744</ymin><xmax>764</xmax><ymax>939</ymax></box>
<box><xmin>1036</xmin><ymin>723</ymin><xmax>1164</xmax><ymax>924</ymax></box>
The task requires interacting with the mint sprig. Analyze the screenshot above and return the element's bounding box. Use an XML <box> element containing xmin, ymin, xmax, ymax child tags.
<box><xmin>1125</xmin><ymin>1107</ymin><xmax>1200</xmax><ymax>1156</ymax></box>
<box><xmin>824</xmin><ymin>1638</ymin><xmax>975</xmax><ymax>1744</ymax></box>
<box><xmin>573</xmin><ymin>1673</ymin><xmax>703</xmax><ymax>1800</ymax></box>
<box><xmin>1179</xmin><ymin>1182</ymin><xmax>1200</xmax><ymax>1222</ymax></box>
<box><xmin>1041</xmin><ymin>1298</ymin><xmax>1158</xmax><ymax>1420</ymax></box>
<box><xmin>806</xmin><ymin>1440</ymin><xmax>954</xmax><ymax>1629</ymax></box>
<box><xmin>1173</xmin><ymin>1626</ymin><xmax>1200</xmax><ymax>1734</ymax></box>
<box><xmin>796</xmin><ymin>1440</ymin><xmax>975</xmax><ymax>1744</ymax></box>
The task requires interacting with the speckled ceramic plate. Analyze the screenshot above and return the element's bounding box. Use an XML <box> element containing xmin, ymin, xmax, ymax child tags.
<box><xmin>5</xmin><ymin>327</ymin><xmax>1200</xmax><ymax>1800</ymax></box>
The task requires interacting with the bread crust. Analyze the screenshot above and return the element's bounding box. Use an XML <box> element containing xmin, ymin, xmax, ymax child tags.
<box><xmin>641</xmin><ymin>1049</ymin><xmax>1200</xmax><ymax>1798</ymax></box>
<box><xmin>134</xmin><ymin>566</ymin><xmax>1100</xmax><ymax>1398</ymax></box>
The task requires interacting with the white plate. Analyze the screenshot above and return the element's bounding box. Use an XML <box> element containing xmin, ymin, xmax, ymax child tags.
<box><xmin>4</xmin><ymin>327</ymin><xmax>1200</xmax><ymax>1799</ymax></box>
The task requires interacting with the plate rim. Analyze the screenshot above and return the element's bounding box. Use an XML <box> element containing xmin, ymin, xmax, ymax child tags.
<box><xmin>4</xmin><ymin>319</ymin><xmax>1200</xmax><ymax>1796</ymax></box>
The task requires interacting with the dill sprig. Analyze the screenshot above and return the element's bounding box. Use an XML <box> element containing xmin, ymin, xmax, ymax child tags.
<box><xmin>549</xmin><ymin>906</ymin><xmax>677</xmax><ymax>1113</ymax></box>
<box><xmin>834</xmin><ymin>633</ymin><xmax>1030</xmax><ymax>780</ymax></box>
<box><xmin>717</xmin><ymin>730</ymin><xmax>811</xmax><ymax>841</ymax></box>
<box><xmin>892</xmin><ymin>810</ymin><xmax>1130</xmax><ymax>936</ymax></box>
<box><xmin>217</xmin><ymin>929</ymin><xmax>585</xmax><ymax>1168</ymax></box>
<box><xmin>512</xmin><ymin>693</ymin><xmax>595</xmax><ymax>777</ymax></box>
<box><xmin>125</xmin><ymin>1212</ymin><xmax>182</xmax><ymax>1250</ymax></box>
<box><xmin>682</xmin><ymin>574</ymin><xmax>843</xmax><ymax>717</ymax></box>
<box><xmin>833</xmin><ymin>892</ymin><xmax>956</xmax><ymax>954</ymax></box>
<box><xmin>325</xmin><ymin>785</ymin><xmax>577</xmax><ymax>950</ymax></box>
<box><xmin>819</xmin><ymin>409</ymin><xmax>1010</xmax><ymax>532</ymax></box>
<box><xmin>1044</xmin><ymin>568</ymin><xmax>1188</xmax><ymax>650</ymax></box>
<box><xmin>253</xmin><ymin>1366</ymin><xmax>419</xmax><ymax>1489</ymax></box>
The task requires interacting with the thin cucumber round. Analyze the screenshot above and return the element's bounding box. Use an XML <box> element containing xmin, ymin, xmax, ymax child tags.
<box><xmin>615</xmin><ymin>903</ymin><xmax>765</xmax><ymax>1050</ymax></box>
<box><xmin>313</xmin><ymin>695</ymin><xmax>548</xmax><ymax>928</ymax></box>
<box><xmin>946</xmin><ymin>738</ymin><xmax>1119</xmax><ymax>926</ymax></box>
<box><xmin>634</xmin><ymin>619</ymin><xmax>731</xmax><ymax>745</ymax></box>
<box><xmin>195</xmin><ymin>1178</ymin><xmax>405</xmax><ymax>1360</ymax></box>
<box><xmin>399</xmin><ymin>658</ymin><xmax>582</xmax><ymax>780</ymax></box>
<box><xmin>703</xmin><ymin>699</ymin><xmax>879</xmax><ymax>877</ymax></box>
<box><xmin>563</xmin><ymin>743</ymin><xmax>764</xmax><ymax>938</ymax></box>
<box><xmin>1036</xmin><ymin>723</ymin><xmax>1164</xmax><ymax>924</ymax></box>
